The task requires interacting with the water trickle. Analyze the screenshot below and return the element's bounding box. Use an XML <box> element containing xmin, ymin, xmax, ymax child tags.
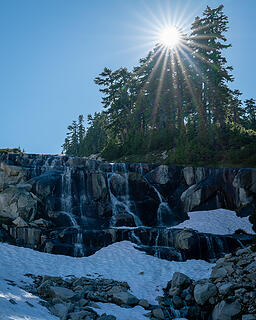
<box><xmin>154</xmin><ymin>229</ymin><xmax>160</xmax><ymax>258</ymax></box>
<box><xmin>205</xmin><ymin>235</ymin><xmax>216</xmax><ymax>260</ymax></box>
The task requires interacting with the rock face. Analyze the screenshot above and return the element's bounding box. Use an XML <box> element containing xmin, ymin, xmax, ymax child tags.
<box><xmin>158</xmin><ymin>246</ymin><xmax>256</xmax><ymax>320</ymax></box>
<box><xmin>0</xmin><ymin>153</ymin><xmax>255</xmax><ymax>259</ymax></box>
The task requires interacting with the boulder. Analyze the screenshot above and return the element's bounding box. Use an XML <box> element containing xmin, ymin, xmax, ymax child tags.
<box><xmin>211</xmin><ymin>300</ymin><xmax>241</xmax><ymax>320</ymax></box>
<box><xmin>12</xmin><ymin>217</ymin><xmax>28</xmax><ymax>227</ymax></box>
<box><xmin>0</xmin><ymin>162</ymin><xmax>28</xmax><ymax>191</ymax></box>
<box><xmin>50</xmin><ymin>303</ymin><xmax>69</xmax><ymax>319</ymax></box>
<box><xmin>109</xmin><ymin>173</ymin><xmax>126</xmax><ymax>198</ymax></box>
<box><xmin>194</xmin><ymin>282</ymin><xmax>217</xmax><ymax>305</ymax></box>
<box><xmin>27</xmin><ymin>170</ymin><xmax>61</xmax><ymax>199</ymax></box>
<box><xmin>210</xmin><ymin>267</ymin><xmax>228</xmax><ymax>279</ymax></box>
<box><xmin>49</xmin><ymin>286</ymin><xmax>76</xmax><ymax>301</ymax></box>
<box><xmin>112</xmin><ymin>291</ymin><xmax>138</xmax><ymax>306</ymax></box>
<box><xmin>152</xmin><ymin>308</ymin><xmax>165</xmax><ymax>319</ymax></box>
<box><xmin>218</xmin><ymin>283</ymin><xmax>234</xmax><ymax>296</ymax></box>
<box><xmin>171</xmin><ymin>272</ymin><xmax>191</xmax><ymax>289</ymax></box>
<box><xmin>175</xmin><ymin>229</ymin><xmax>196</xmax><ymax>251</ymax></box>
<box><xmin>0</xmin><ymin>186</ymin><xmax>38</xmax><ymax>221</ymax></box>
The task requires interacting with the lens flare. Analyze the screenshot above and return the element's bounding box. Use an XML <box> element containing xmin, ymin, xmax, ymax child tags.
<box><xmin>158</xmin><ymin>26</ymin><xmax>181</xmax><ymax>48</ymax></box>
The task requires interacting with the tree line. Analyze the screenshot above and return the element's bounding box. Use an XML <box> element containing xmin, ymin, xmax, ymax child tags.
<box><xmin>62</xmin><ymin>5</ymin><xmax>256</xmax><ymax>166</ymax></box>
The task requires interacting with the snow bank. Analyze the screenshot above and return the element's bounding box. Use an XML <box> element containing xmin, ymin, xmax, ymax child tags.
<box><xmin>174</xmin><ymin>209</ymin><xmax>255</xmax><ymax>235</ymax></box>
<box><xmin>0</xmin><ymin>241</ymin><xmax>213</xmax><ymax>319</ymax></box>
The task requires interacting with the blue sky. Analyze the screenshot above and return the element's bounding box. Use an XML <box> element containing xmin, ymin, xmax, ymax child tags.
<box><xmin>0</xmin><ymin>0</ymin><xmax>255</xmax><ymax>154</ymax></box>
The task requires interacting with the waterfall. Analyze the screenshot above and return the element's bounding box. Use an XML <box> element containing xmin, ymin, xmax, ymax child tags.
<box><xmin>152</xmin><ymin>185</ymin><xmax>172</xmax><ymax>226</ymax></box>
<box><xmin>79</xmin><ymin>170</ymin><xmax>88</xmax><ymax>226</ymax></box>
<box><xmin>107</xmin><ymin>163</ymin><xmax>142</xmax><ymax>227</ymax></box>
<box><xmin>61</xmin><ymin>166</ymin><xmax>84</xmax><ymax>257</ymax></box>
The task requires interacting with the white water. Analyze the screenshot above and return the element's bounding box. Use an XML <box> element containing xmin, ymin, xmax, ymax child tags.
<box><xmin>61</xmin><ymin>166</ymin><xmax>84</xmax><ymax>256</ymax></box>
<box><xmin>152</xmin><ymin>185</ymin><xmax>172</xmax><ymax>226</ymax></box>
<box><xmin>107</xmin><ymin>164</ymin><xmax>142</xmax><ymax>227</ymax></box>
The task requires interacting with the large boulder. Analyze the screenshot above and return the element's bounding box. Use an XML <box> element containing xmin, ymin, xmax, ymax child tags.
<box><xmin>170</xmin><ymin>272</ymin><xmax>191</xmax><ymax>289</ymax></box>
<box><xmin>211</xmin><ymin>300</ymin><xmax>241</xmax><ymax>320</ymax></box>
<box><xmin>27</xmin><ymin>170</ymin><xmax>62</xmax><ymax>199</ymax></box>
<box><xmin>0</xmin><ymin>186</ymin><xmax>38</xmax><ymax>221</ymax></box>
<box><xmin>193</xmin><ymin>281</ymin><xmax>217</xmax><ymax>305</ymax></box>
<box><xmin>175</xmin><ymin>229</ymin><xmax>197</xmax><ymax>251</ymax></box>
<box><xmin>112</xmin><ymin>291</ymin><xmax>139</xmax><ymax>306</ymax></box>
<box><xmin>0</xmin><ymin>162</ymin><xmax>28</xmax><ymax>191</ymax></box>
<box><xmin>108</xmin><ymin>173</ymin><xmax>126</xmax><ymax>198</ymax></box>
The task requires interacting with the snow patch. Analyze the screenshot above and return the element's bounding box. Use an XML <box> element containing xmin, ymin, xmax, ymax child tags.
<box><xmin>174</xmin><ymin>209</ymin><xmax>255</xmax><ymax>235</ymax></box>
<box><xmin>0</xmin><ymin>241</ymin><xmax>213</xmax><ymax>319</ymax></box>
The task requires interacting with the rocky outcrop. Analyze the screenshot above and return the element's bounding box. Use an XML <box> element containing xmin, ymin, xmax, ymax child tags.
<box><xmin>157</xmin><ymin>246</ymin><xmax>256</xmax><ymax>319</ymax></box>
<box><xmin>25</xmin><ymin>274</ymin><xmax>149</xmax><ymax>320</ymax></box>
<box><xmin>0</xmin><ymin>153</ymin><xmax>255</xmax><ymax>259</ymax></box>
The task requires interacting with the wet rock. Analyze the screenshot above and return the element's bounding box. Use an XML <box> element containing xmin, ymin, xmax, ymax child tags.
<box><xmin>175</xmin><ymin>229</ymin><xmax>196</xmax><ymax>250</ymax></box>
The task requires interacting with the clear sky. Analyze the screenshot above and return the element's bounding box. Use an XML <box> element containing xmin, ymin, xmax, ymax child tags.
<box><xmin>0</xmin><ymin>0</ymin><xmax>255</xmax><ymax>154</ymax></box>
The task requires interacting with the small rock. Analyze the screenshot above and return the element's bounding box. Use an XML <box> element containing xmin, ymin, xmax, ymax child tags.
<box><xmin>12</xmin><ymin>217</ymin><xmax>28</xmax><ymax>227</ymax></box>
<box><xmin>9</xmin><ymin>299</ymin><xmax>17</xmax><ymax>305</ymax></box>
<box><xmin>210</xmin><ymin>267</ymin><xmax>228</xmax><ymax>279</ymax></box>
<box><xmin>218</xmin><ymin>283</ymin><xmax>234</xmax><ymax>296</ymax></box>
<box><xmin>138</xmin><ymin>299</ymin><xmax>150</xmax><ymax>308</ymax></box>
<box><xmin>50</xmin><ymin>303</ymin><xmax>69</xmax><ymax>318</ymax></box>
<box><xmin>152</xmin><ymin>308</ymin><xmax>165</xmax><ymax>319</ymax></box>
<box><xmin>172</xmin><ymin>295</ymin><xmax>183</xmax><ymax>309</ymax></box>
<box><xmin>242</xmin><ymin>315</ymin><xmax>256</xmax><ymax>320</ymax></box>
<box><xmin>112</xmin><ymin>292</ymin><xmax>139</xmax><ymax>306</ymax></box>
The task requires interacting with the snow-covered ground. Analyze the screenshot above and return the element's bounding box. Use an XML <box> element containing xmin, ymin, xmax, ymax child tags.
<box><xmin>0</xmin><ymin>241</ymin><xmax>213</xmax><ymax>320</ymax></box>
<box><xmin>174</xmin><ymin>208</ymin><xmax>255</xmax><ymax>235</ymax></box>
<box><xmin>1</xmin><ymin>208</ymin><xmax>253</xmax><ymax>320</ymax></box>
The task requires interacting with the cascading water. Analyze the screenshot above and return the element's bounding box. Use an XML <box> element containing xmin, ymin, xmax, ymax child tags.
<box><xmin>61</xmin><ymin>166</ymin><xmax>84</xmax><ymax>256</ymax></box>
<box><xmin>79</xmin><ymin>170</ymin><xmax>88</xmax><ymax>226</ymax></box>
<box><xmin>107</xmin><ymin>163</ymin><xmax>142</xmax><ymax>227</ymax></box>
<box><xmin>152</xmin><ymin>185</ymin><xmax>172</xmax><ymax>226</ymax></box>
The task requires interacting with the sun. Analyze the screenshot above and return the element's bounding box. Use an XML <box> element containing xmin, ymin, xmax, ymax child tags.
<box><xmin>158</xmin><ymin>26</ymin><xmax>181</xmax><ymax>48</ymax></box>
